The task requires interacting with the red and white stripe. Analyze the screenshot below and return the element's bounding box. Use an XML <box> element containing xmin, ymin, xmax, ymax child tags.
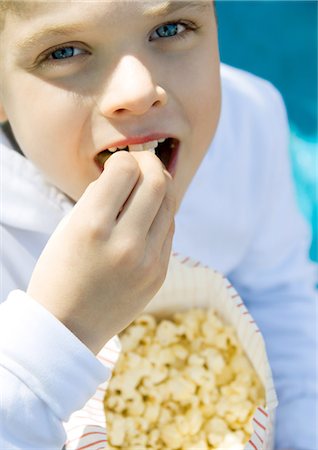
<box><xmin>64</xmin><ymin>336</ymin><xmax>121</xmax><ymax>450</ymax></box>
<box><xmin>63</xmin><ymin>254</ymin><xmax>277</xmax><ymax>450</ymax></box>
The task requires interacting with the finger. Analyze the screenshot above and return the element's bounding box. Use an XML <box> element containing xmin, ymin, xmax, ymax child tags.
<box><xmin>79</xmin><ymin>151</ymin><xmax>140</xmax><ymax>223</ymax></box>
<box><xmin>116</xmin><ymin>151</ymin><xmax>168</xmax><ymax>236</ymax></box>
<box><xmin>160</xmin><ymin>220</ymin><xmax>175</xmax><ymax>275</ymax></box>
<box><xmin>146</xmin><ymin>175</ymin><xmax>176</xmax><ymax>253</ymax></box>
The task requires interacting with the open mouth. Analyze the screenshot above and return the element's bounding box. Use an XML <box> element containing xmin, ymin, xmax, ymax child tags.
<box><xmin>95</xmin><ymin>137</ymin><xmax>179</xmax><ymax>176</ymax></box>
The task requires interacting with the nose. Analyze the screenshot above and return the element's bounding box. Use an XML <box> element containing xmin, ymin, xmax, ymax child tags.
<box><xmin>98</xmin><ymin>55</ymin><xmax>167</xmax><ymax>118</ymax></box>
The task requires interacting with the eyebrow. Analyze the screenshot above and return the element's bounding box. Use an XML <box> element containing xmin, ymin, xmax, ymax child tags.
<box><xmin>15</xmin><ymin>1</ymin><xmax>211</xmax><ymax>53</ymax></box>
<box><xmin>143</xmin><ymin>0</ymin><xmax>212</xmax><ymax>17</ymax></box>
<box><xmin>16</xmin><ymin>23</ymin><xmax>87</xmax><ymax>53</ymax></box>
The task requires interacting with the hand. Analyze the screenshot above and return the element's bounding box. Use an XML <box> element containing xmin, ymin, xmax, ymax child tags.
<box><xmin>27</xmin><ymin>150</ymin><xmax>176</xmax><ymax>354</ymax></box>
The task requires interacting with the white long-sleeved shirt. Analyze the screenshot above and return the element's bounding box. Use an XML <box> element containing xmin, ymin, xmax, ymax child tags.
<box><xmin>1</xmin><ymin>64</ymin><xmax>317</xmax><ymax>450</ymax></box>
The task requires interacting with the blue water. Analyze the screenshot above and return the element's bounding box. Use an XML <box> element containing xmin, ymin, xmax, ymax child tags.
<box><xmin>216</xmin><ymin>0</ymin><xmax>318</xmax><ymax>262</ymax></box>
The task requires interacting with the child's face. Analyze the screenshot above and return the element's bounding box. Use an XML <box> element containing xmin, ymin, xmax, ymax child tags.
<box><xmin>0</xmin><ymin>1</ymin><xmax>220</xmax><ymax>206</ymax></box>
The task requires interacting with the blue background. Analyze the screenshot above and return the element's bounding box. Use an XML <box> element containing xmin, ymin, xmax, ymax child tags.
<box><xmin>215</xmin><ymin>0</ymin><xmax>317</xmax><ymax>262</ymax></box>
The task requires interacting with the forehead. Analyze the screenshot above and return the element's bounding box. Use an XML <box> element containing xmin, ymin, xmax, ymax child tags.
<box><xmin>0</xmin><ymin>1</ymin><xmax>53</xmax><ymax>30</ymax></box>
<box><xmin>1</xmin><ymin>1</ymin><xmax>213</xmax><ymax>45</ymax></box>
<box><xmin>3</xmin><ymin>0</ymin><xmax>211</xmax><ymax>15</ymax></box>
<box><xmin>1</xmin><ymin>0</ymin><xmax>47</xmax><ymax>16</ymax></box>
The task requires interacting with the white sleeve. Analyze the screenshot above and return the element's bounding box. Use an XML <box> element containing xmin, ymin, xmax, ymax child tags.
<box><xmin>0</xmin><ymin>290</ymin><xmax>110</xmax><ymax>450</ymax></box>
<box><xmin>228</xmin><ymin>86</ymin><xmax>318</xmax><ymax>450</ymax></box>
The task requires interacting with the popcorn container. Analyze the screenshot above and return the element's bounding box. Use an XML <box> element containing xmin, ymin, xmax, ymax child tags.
<box><xmin>63</xmin><ymin>254</ymin><xmax>278</xmax><ymax>450</ymax></box>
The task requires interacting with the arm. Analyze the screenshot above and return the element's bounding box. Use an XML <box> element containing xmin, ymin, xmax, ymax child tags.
<box><xmin>1</xmin><ymin>150</ymin><xmax>175</xmax><ymax>447</ymax></box>
<box><xmin>0</xmin><ymin>290</ymin><xmax>109</xmax><ymax>450</ymax></box>
<box><xmin>228</xmin><ymin>87</ymin><xmax>317</xmax><ymax>450</ymax></box>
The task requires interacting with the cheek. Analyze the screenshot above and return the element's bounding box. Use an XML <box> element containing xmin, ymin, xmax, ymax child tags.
<box><xmin>187</xmin><ymin>69</ymin><xmax>221</xmax><ymax>156</ymax></box>
<box><xmin>172</xmin><ymin>47</ymin><xmax>221</xmax><ymax>146</ymax></box>
<box><xmin>174</xmin><ymin>57</ymin><xmax>220</xmax><ymax>206</ymax></box>
<box><xmin>6</xmin><ymin>80</ymin><xmax>85</xmax><ymax>163</ymax></box>
<box><xmin>4</xmin><ymin>80</ymin><xmax>95</xmax><ymax>200</ymax></box>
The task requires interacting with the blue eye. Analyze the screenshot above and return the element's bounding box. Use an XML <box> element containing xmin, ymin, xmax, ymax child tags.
<box><xmin>151</xmin><ymin>22</ymin><xmax>187</xmax><ymax>40</ymax></box>
<box><xmin>51</xmin><ymin>47</ymin><xmax>75</xmax><ymax>59</ymax></box>
<box><xmin>49</xmin><ymin>46</ymin><xmax>85</xmax><ymax>60</ymax></box>
<box><xmin>156</xmin><ymin>23</ymin><xmax>180</xmax><ymax>38</ymax></box>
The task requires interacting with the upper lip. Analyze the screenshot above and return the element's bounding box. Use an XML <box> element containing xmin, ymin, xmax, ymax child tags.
<box><xmin>98</xmin><ymin>133</ymin><xmax>177</xmax><ymax>152</ymax></box>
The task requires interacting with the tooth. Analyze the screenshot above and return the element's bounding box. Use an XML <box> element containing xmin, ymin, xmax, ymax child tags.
<box><xmin>158</xmin><ymin>138</ymin><xmax>166</xmax><ymax>143</ymax></box>
<box><xmin>117</xmin><ymin>145</ymin><xmax>127</xmax><ymax>150</ymax></box>
<box><xmin>148</xmin><ymin>148</ymin><xmax>156</xmax><ymax>154</ymax></box>
<box><xmin>143</xmin><ymin>140</ymin><xmax>159</xmax><ymax>150</ymax></box>
<box><xmin>108</xmin><ymin>147</ymin><xmax>117</xmax><ymax>152</ymax></box>
<box><xmin>128</xmin><ymin>144</ymin><xmax>144</xmax><ymax>151</ymax></box>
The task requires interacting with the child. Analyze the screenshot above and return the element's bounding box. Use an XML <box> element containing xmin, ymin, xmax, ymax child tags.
<box><xmin>0</xmin><ymin>1</ymin><xmax>316</xmax><ymax>449</ymax></box>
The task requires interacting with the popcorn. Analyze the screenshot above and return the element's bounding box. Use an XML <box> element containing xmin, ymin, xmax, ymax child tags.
<box><xmin>104</xmin><ymin>308</ymin><xmax>265</xmax><ymax>449</ymax></box>
<box><xmin>161</xmin><ymin>423</ymin><xmax>183</xmax><ymax>449</ymax></box>
<box><xmin>108</xmin><ymin>414</ymin><xmax>125</xmax><ymax>446</ymax></box>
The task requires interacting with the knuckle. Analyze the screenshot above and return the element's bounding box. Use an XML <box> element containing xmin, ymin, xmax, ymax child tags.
<box><xmin>81</xmin><ymin>179</ymin><xmax>98</xmax><ymax>200</ymax></box>
<box><xmin>152</xmin><ymin>261</ymin><xmax>168</xmax><ymax>291</ymax></box>
<box><xmin>143</xmin><ymin>249</ymin><xmax>166</xmax><ymax>284</ymax></box>
<box><xmin>164</xmin><ymin>191</ymin><xmax>177</xmax><ymax>215</ymax></box>
<box><xmin>151</xmin><ymin>276</ymin><xmax>165</xmax><ymax>297</ymax></box>
<box><xmin>147</xmin><ymin>172</ymin><xmax>166</xmax><ymax>198</ymax></box>
<box><xmin>85</xmin><ymin>215</ymin><xmax>112</xmax><ymax>241</ymax></box>
<box><xmin>112</xmin><ymin>151</ymin><xmax>139</xmax><ymax>178</ymax></box>
<box><xmin>86</xmin><ymin>179</ymin><xmax>97</xmax><ymax>192</ymax></box>
<box><xmin>170</xmin><ymin>219</ymin><xmax>176</xmax><ymax>234</ymax></box>
<box><xmin>166</xmin><ymin>218</ymin><xmax>175</xmax><ymax>238</ymax></box>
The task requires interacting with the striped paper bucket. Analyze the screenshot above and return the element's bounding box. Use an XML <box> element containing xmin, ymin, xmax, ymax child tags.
<box><xmin>63</xmin><ymin>253</ymin><xmax>277</xmax><ymax>450</ymax></box>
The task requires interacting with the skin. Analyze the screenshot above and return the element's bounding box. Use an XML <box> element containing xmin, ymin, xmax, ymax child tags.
<box><xmin>0</xmin><ymin>0</ymin><xmax>221</xmax><ymax>353</ymax></box>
